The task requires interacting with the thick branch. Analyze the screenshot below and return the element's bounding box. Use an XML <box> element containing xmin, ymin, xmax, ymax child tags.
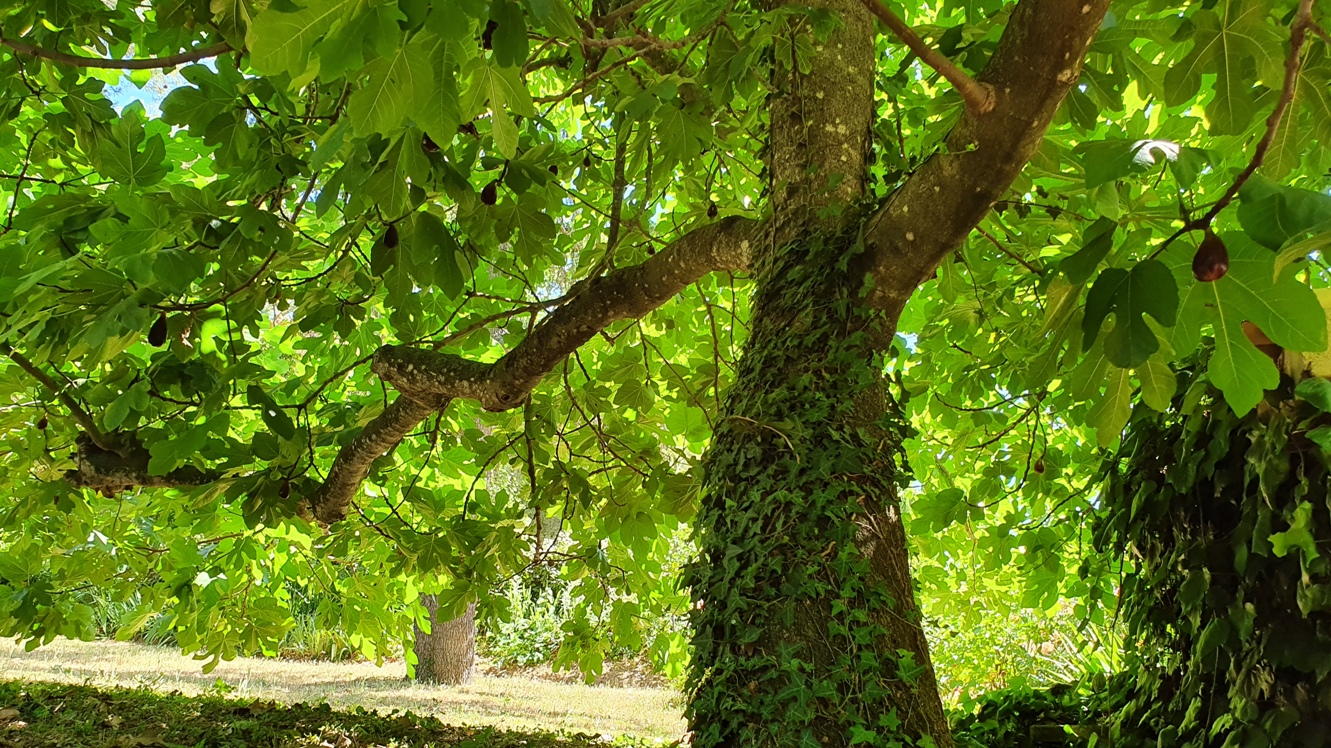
<box><xmin>306</xmin><ymin>216</ymin><xmax>758</xmax><ymax>523</ymax></box>
<box><xmin>1</xmin><ymin>37</ymin><xmax>232</xmax><ymax>70</ymax></box>
<box><xmin>858</xmin><ymin>0</ymin><xmax>1111</xmax><ymax>315</ymax></box>
<box><xmin>374</xmin><ymin>216</ymin><xmax>760</xmax><ymax>411</ymax></box>
<box><xmin>309</xmin><ymin>394</ymin><xmax>449</xmax><ymax>524</ymax></box>
<box><xmin>66</xmin><ymin>435</ymin><xmax>218</xmax><ymax>495</ymax></box>
<box><xmin>859</xmin><ymin>0</ymin><xmax>995</xmax><ymax>114</ymax></box>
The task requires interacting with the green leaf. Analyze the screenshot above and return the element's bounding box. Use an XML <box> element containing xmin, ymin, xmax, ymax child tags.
<box><xmin>411</xmin><ymin>35</ymin><xmax>463</xmax><ymax>148</ymax></box>
<box><xmin>1163</xmin><ymin>2</ymin><xmax>1281</xmax><ymax>135</ymax></box>
<box><xmin>1074</xmin><ymin>140</ymin><xmax>1153</xmax><ymax>189</ymax></box>
<box><xmin>463</xmin><ymin>58</ymin><xmax>533</xmax><ymax>158</ymax></box>
<box><xmin>1237</xmin><ymin>176</ymin><xmax>1331</xmax><ymax>250</ymax></box>
<box><xmin>411</xmin><ymin>211</ymin><xmax>466</xmax><ymax>297</ymax></box>
<box><xmin>1273</xmin><ymin>230</ymin><xmax>1331</xmax><ymax>280</ymax></box>
<box><xmin>1087</xmin><ymin>366</ymin><xmax>1132</xmax><ymax>448</ymax></box>
<box><xmin>1082</xmin><ymin>260</ymin><xmax>1178</xmax><ymax>367</ymax></box>
<box><xmin>349</xmin><ymin>33</ymin><xmax>435</xmax><ymax>136</ymax></box>
<box><xmin>1295</xmin><ymin>378</ymin><xmax>1331</xmax><ymax>413</ymax></box>
<box><xmin>1306</xmin><ymin>426</ymin><xmax>1331</xmax><ymax>452</ymax></box>
<box><xmin>1137</xmin><ymin>354</ymin><xmax>1177</xmax><ymax>412</ymax></box>
<box><xmin>1178</xmin><ymin>233</ymin><xmax>1327</xmax><ymax>414</ymax></box>
<box><xmin>490</xmin><ymin>0</ymin><xmax>528</xmax><ymax>69</ymax></box>
<box><xmin>246</xmin><ymin>385</ymin><xmax>296</xmax><ymax>440</ymax></box>
<box><xmin>1270</xmin><ymin>502</ymin><xmax>1320</xmax><ymax>560</ymax></box>
<box><xmin>95</xmin><ymin>104</ymin><xmax>169</xmax><ymax>187</ymax></box>
<box><xmin>1060</xmin><ymin>216</ymin><xmax>1116</xmax><ymax>284</ymax></box>
<box><xmin>246</xmin><ymin>0</ymin><xmax>357</xmax><ymax>76</ymax></box>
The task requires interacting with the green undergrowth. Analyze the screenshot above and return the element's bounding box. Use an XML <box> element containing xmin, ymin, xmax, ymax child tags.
<box><xmin>949</xmin><ymin>677</ymin><xmax>1123</xmax><ymax>747</ymax></box>
<box><xmin>0</xmin><ymin>680</ymin><xmax>656</xmax><ymax>748</ymax></box>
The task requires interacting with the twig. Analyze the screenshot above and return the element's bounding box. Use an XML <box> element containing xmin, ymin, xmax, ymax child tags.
<box><xmin>859</xmin><ymin>0</ymin><xmax>995</xmax><ymax>114</ymax></box>
<box><xmin>4</xmin><ymin>127</ymin><xmax>43</xmax><ymax>230</ymax></box>
<box><xmin>154</xmin><ymin>249</ymin><xmax>279</xmax><ymax>312</ymax></box>
<box><xmin>976</xmin><ymin>226</ymin><xmax>1042</xmax><ymax>275</ymax></box>
<box><xmin>1309</xmin><ymin>16</ymin><xmax>1331</xmax><ymax>45</ymax></box>
<box><xmin>1196</xmin><ymin>0</ymin><xmax>1315</xmax><ymax>228</ymax></box>
<box><xmin>1150</xmin><ymin>0</ymin><xmax>1316</xmax><ymax>258</ymax></box>
<box><xmin>597</xmin><ymin>0</ymin><xmax>653</xmax><ymax>28</ymax></box>
<box><xmin>1</xmin><ymin>37</ymin><xmax>231</xmax><ymax>70</ymax></box>
<box><xmin>2</xmin><ymin>345</ymin><xmax>125</xmax><ymax>455</ymax></box>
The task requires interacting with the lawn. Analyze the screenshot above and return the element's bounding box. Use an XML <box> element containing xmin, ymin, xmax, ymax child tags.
<box><xmin>0</xmin><ymin>639</ymin><xmax>684</xmax><ymax>743</ymax></box>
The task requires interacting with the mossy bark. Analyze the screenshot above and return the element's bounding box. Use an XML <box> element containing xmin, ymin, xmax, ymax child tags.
<box><xmin>686</xmin><ymin>236</ymin><xmax>951</xmax><ymax>748</ymax></box>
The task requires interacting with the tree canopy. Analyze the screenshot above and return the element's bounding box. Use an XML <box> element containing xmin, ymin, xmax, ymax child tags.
<box><xmin>1</xmin><ymin>0</ymin><xmax>1330</xmax><ymax>742</ymax></box>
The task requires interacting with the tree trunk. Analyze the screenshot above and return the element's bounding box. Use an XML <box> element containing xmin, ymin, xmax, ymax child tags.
<box><xmin>411</xmin><ymin>596</ymin><xmax>477</xmax><ymax>686</ymax></box>
<box><xmin>684</xmin><ymin>2</ymin><xmax>951</xmax><ymax>746</ymax></box>
<box><xmin>686</xmin><ymin>233</ymin><xmax>951</xmax><ymax>747</ymax></box>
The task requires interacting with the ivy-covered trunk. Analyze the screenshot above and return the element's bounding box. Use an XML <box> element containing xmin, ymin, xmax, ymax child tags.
<box><xmin>686</xmin><ymin>234</ymin><xmax>951</xmax><ymax>748</ymax></box>
<box><xmin>1098</xmin><ymin>382</ymin><xmax>1331</xmax><ymax>747</ymax></box>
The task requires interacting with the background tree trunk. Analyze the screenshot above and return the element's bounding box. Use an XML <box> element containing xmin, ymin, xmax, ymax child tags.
<box><xmin>411</xmin><ymin>596</ymin><xmax>478</xmax><ymax>686</ymax></box>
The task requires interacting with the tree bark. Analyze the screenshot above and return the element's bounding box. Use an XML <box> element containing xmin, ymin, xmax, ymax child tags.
<box><xmin>685</xmin><ymin>3</ymin><xmax>952</xmax><ymax>746</ymax></box>
<box><xmin>411</xmin><ymin>596</ymin><xmax>478</xmax><ymax>686</ymax></box>
<box><xmin>687</xmin><ymin>235</ymin><xmax>951</xmax><ymax>747</ymax></box>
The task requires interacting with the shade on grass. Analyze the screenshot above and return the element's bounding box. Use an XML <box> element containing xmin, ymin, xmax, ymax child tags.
<box><xmin>0</xmin><ymin>680</ymin><xmax>655</xmax><ymax>748</ymax></box>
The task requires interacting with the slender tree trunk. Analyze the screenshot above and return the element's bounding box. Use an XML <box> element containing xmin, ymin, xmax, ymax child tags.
<box><xmin>685</xmin><ymin>2</ymin><xmax>951</xmax><ymax>746</ymax></box>
<box><xmin>411</xmin><ymin>596</ymin><xmax>477</xmax><ymax>685</ymax></box>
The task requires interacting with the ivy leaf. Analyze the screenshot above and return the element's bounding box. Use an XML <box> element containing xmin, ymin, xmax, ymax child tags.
<box><xmin>1295</xmin><ymin>378</ymin><xmax>1331</xmax><ymax>413</ymax></box>
<box><xmin>1082</xmin><ymin>260</ymin><xmax>1178</xmax><ymax>368</ymax></box>
<box><xmin>1306</xmin><ymin>426</ymin><xmax>1331</xmax><ymax>452</ymax></box>
<box><xmin>1177</xmin><ymin>233</ymin><xmax>1327</xmax><ymax>414</ymax></box>
<box><xmin>1270</xmin><ymin>502</ymin><xmax>1320</xmax><ymax>560</ymax></box>
<box><xmin>1060</xmin><ymin>216</ymin><xmax>1116</xmax><ymax>284</ymax></box>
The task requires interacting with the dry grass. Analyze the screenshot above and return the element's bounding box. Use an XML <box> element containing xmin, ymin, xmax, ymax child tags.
<box><xmin>0</xmin><ymin>638</ymin><xmax>685</xmax><ymax>741</ymax></box>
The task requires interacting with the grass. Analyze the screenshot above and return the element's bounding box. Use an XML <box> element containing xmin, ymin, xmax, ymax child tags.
<box><xmin>0</xmin><ymin>679</ymin><xmax>662</xmax><ymax>747</ymax></box>
<box><xmin>0</xmin><ymin>639</ymin><xmax>685</xmax><ymax>743</ymax></box>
